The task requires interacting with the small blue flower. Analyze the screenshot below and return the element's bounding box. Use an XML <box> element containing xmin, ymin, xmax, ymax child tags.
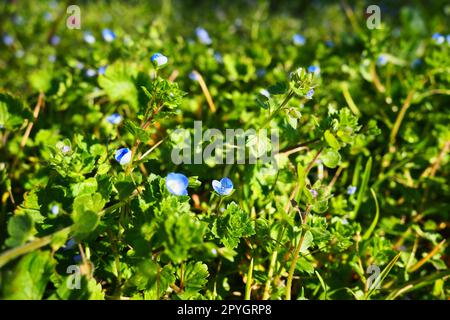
<box><xmin>308</xmin><ymin>65</ymin><xmax>320</xmax><ymax>74</ymax></box>
<box><xmin>51</xmin><ymin>205</ymin><xmax>59</xmax><ymax>215</ymax></box>
<box><xmin>214</xmin><ymin>52</ymin><xmax>223</xmax><ymax>63</ymax></box>
<box><xmin>3</xmin><ymin>34</ymin><xmax>14</xmax><ymax>46</ymax></box>
<box><xmin>63</xmin><ymin>238</ymin><xmax>77</xmax><ymax>250</ymax></box>
<box><xmin>257</xmin><ymin>68</ymin><xmax>266</xmax><ymax>78</ymax></box>
<box><xmin>61</xmin><ymin>145</ymin><xmax>71</xmax><ymax>154</ymax></box>
<box><xmin>325</xmin><ymin>40</ymin><xmax>334</xmax><ymax>48</ymax></box>
<box><xmin>309</xmin><ymin>189</ymin><xmax>318</xmax><ymax>198</ymax></box>
<box><xmin>431</xmin><ymin>32</ymin><xmax>445</xmax><ymax>44</ymax></box>
<box><xmin>189</xmin><ymin>71</ymin><xmax>199</xmax><ymax>81</ymax></box>
<box><xmin>447</xmin><ymin>35</ymin><xmax>450</xmax><ymax>45</ymax></box>
<box><xmin>98</xmin><ymin>65</ymin><xmax>108</xmax><ymax>75</ymax></box>
<box><xmin>305</xmin><ymin>89</ymin><xmax>314</xmax><ymax>99</ymax></box>
<box><xmin>75</xmin><ymin>61</ymin><xmax>85</xmax><ymax>70</ymax></box>
<box><xmin>196</xmin><ymin>27</ymin><xmax>212</xmax><ymax>45</ymax></box>
<box><xmin>347</xmin><ymin>185</ymin><xmax>357</xmax><ymax>195</ymax></box>
<box><xmin>292</xmin><ymin>34</ymin><xmax>305</xmax><ymax>46</ymax></box>
<box><xmin>115</xmin><ymin>148</ymin><xmax>132</xmax><ymax>166</ymax></box>
<box><xmin>377</xmin><ymin>54</ymin><xmax>388</xmax><ymax>66</ymax></box>
<box><xmin>151</xmin><ymin>52</ymin><xmax>168</xmax><ymax>68</ymax></box>
<box><xmin>48</xmin><ymin>54</ymin><xmax>56</xmax><ymax>63</ymax></box>
<box><xmin>106</xmin><ymin>113</ymin><xmax>122</xmax><ymax>125</ymax></box>
<box><xmin>166</xmin><ymin>173</ymin><xmax>189</xmax><ymax>196</ymax></box>
<box><xmin>102</xmin><ymin>28</ymin><xmax>116</xmax><ymax>42</ymax></box>
<box><xmin>212</xmin><ymin>177</ymin><xmax>234</xmax><ymax>196</ymax></box>
<box><xmin>43</xmin><ymin>11</ymin><xmax>53</xmax><ymax>22</ymax></box>
<box><xmin>50</xmin><ymin>35</ymin><xmax>60</xmax><ymax>46</ymax></box>
<box><xmin>86</xmin><ymin>68</ymin><xmax>96</xmax><ymax>77</ymax></box>
<box><xmin>73</xmin><ymin>254</ymin><xmax>82</xmax><ymax>263</ymax></box>
<box><xmin>83</xmin><ymin>32</ymin><xmax>96</xmax><ymax>44</ymax></box>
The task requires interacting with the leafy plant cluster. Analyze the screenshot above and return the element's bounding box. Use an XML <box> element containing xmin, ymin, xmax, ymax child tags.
<box><xmin>0</xmin><ymin>0</ymin><xmax>449</xmax><ymax>300</ymax></box>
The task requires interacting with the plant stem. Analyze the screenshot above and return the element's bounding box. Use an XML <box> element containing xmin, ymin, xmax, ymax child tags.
<box><xmin>285</xmin><ymin>204</ymin><xmax>310</xmax><ymax>300</ymax></box>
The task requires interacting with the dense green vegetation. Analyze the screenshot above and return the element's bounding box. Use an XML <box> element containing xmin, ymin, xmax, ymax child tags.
<box><xmin>0</xmin><ymin>0</ymin><xmax>449</xmax><ymax>300</ymax></box>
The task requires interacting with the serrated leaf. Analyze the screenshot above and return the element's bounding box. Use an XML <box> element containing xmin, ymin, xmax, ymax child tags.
<box><xmin>177</xmin><ymin>262</ymin><xmax>209</xmax><ymax>299</ymax></box>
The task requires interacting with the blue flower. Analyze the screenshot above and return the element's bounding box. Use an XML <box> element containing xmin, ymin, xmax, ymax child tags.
<box><xmin>98</xmin><ymin>65</ymin><xmax>108</xmax><ymax>75</ymax></box>
<box><xmin>347</xmin><ymin>185</ymin><xmax>357</xmax><ymax>195</ymax></box>
<box><xmin>3</xmin><ymin>34</ymin><xmax>14</xmax><ymax>46</ymax></box>
<box><xmin>73</xmin><ymin>254</ymin><xmax>82</xmax><ymax>263</ymax></box>
<box><xmin>257</xmin><ymin>68</ymin><xmax>266</xmax><ymax>78</ymax></box>
<box><xmin>83</xmin><ymin>32</ymin><xmax>95</xmax><ymax>44</ymax></box>
<box><xmin>214</xmin><ymin>52</ymin><xmax>223</xmax><ymax>63</ymax></box>
<box><xmin>43</xmin><ymin>11</ymin><xmax>53</xmax><ymax>22</ymax></box>
<box><xmin>75</xmin><ymin>61</ymin><xmax>85</xmax><ymax>70</ymax></box>
<box><xmin>61</xmin><ymin>145</ymin><xmax>71</xmax><ymax>154</ymax></box>
<box><xmin>377</xmin><ymin>54</ymin><xmax>388</xmax><ymax>66</ymax></box>
<box><xmin>196</xmin><ymin>27</ymin><xmax>212</xmax><ymax>45</ymax></box>
<box><xmin>432</xmin><ymin>32</ymin><xmax>445</xmax><ymax>44</ymax></box>
<box><xmin>325</xmin><ymin>40</ymin><xmax>334</xmax><ymax>48</ymax></box>
<box><xmin>308</xmin><ymin>65</ymin><xmax>320</xmax><ymax>74</ymax></box>
<box><xmin>106</xmin><ymin>113</ymin><xmax>122</xmax><ymax>125</ymax></box>
<box><xmin>50</xmin><ymin>35</ymin><xmax>60</xmax><ymax>46</ymax></box>
<box><xmin>115</xmin><ymin>148</ymin><xmax>132</xmax><ymax>166</ymax></box>
<box><xmin>48</xmin><ymin>55</ymin><xmax>56</xmax><ymax>63</ymax></box>
<box><xmin>166</xmin><ymin>173</ymin><xmax>189</xmax><ymax>196</ymax></box>
<box><xmin>292</xmin><ymin>34</ymin><xmax>305</xmax><ymax>46</ymax></box>
<box><xmin>85</xmin><ymin>68</ymin><xmax>96</xmax><ymax>77</ymax></box>
<box><xmin>51</xmin><ymin>205</ymin><xmax>59</xmax><ymax>215</ymax></box>
<box><xmin>447</xmin><ymin>35</ymin><xmax>450</xmax><ymax>45</ymax></box>
<box><xmin>189</xmin><ymin>71</ymin><xmax>199</xmax><ymax>81</ymax></box>
<box><xmin>151</xmin><ymin>52</ymin><xmax>168</xmax><ymax>68</ymax></box>
<box><xmin>63</xmin><ymin>238</ymin><xmax>77</xmax><ymax>250</ymax></box>
<box><xmin>305</xmin><ymin>89</ymin><xmax>314</xmax><ymax>99</ymax></box>
<box><xmin>102</xmin><ymin>28</ymin><xmax>116</xmax><ymax>42</ymax></box>
<box><xmin>212</xmin><ymin>177</ymin><xmax>234</xmax><ymax>196</ymax></box>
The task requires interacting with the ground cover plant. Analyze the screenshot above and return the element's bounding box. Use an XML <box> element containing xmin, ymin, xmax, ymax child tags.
<box><xmin>0</xmin><ymin>0</ymin><xmax>449</xmax><ymax>300</ymax></box>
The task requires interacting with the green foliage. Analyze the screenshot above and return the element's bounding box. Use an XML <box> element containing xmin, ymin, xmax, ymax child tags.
<box><xmin>0</xmin><ymin>0</ymin><xmax>448</xmax><ymax>301</ymax></box>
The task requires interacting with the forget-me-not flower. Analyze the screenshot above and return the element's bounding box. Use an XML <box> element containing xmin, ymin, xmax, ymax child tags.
<box><xmin>86</xmin><ymin>68</ymin><xmax>96</xmax><ymax>77</ymax></box>
<box><xmin>292</xmin><ymin>34</ymin><xmax>305</xmax><ymax>46</ymax></box>
<box><xmin>305</xmin><ymin>88</ymin><xmax>314</xmax><ymax>99</ymax></box>
<box><xmin>51</xmin><ymin>205</ymin><xmax>59</xmax><ymax>215</ymax></box>
<box><xmin>50</xmin><ymin>35</ymin><xmax>60</xmax><ymax>46</ymax></box>
<box><xmin>431</xmin><ymin>33</ymin><xmax>445</xmax><ymax>44</ymax></box>
<box><xmin>63</xmin><ymin>238</ymin><xmax>77</xmax><ymax>250</ymax></box>
<box><xmin>214</xmin><ymin>52</ymin><xmax>223</xmax><ymax>63</ymax></box>
<box><xmin>196</xmin><ymin>27</ymin><xmax>212</xmax><ymax>45</ymax></box>
<box><xmin>189</xmin><ymin>71</ymin><xmax>199</xmax><ymax>81</ymax></box>
<box><xmin>115</xmin><ymin>148</ymin><xmax>132</xmax><ymax>166</ymax></box>
<box><xmin>377</xmin><ymin>54</ymin><xmax>388</xmax><ymax>66</ymax></box>
<box><xmin>106</xmin><ymin>113</ymin><xmax>122</xmax><ymax>125</ymax></box>
<box><xmin>309</xmin><ymin>189</ymin><xmax>318</xmax><ymax>198</ymax></box>
<box><xmin>212</xmin><ymin>177</ymin><xmax>234</xmax><ymax>196</ymax></box>
<box><xmin>151</xmin><ymin>53</ymin><xmax>168</xmax><ymax>68</ymax></box>
<box><xmin>308</xmin><ymin>65</ymin><xmax>320</xmax><ymax>74</ymax></box>
<box><xmin>166</xmin><ymin>173</ymin><xmax>189</xmax><ymax>196</ymax></box>
<box><xmin>102</xmin><ymin>28</ymin><xmax>116</xmax><ymax>42</ymax></box>
<box><xmin>98</xmin><ymin>65</ymin><xmax>108</xmax><ymax>75</ymax></box>
<box><xmin>347</xmin><ymin>185</ymin><xmax>357</xmax><ymax>195</ymax></box>
<box><xmin>3</xmin><ymin>34</ymin><xmax>14</xmax><ymax>46</ymax></box>
<box><xmin>83</xmin><ymin>32</ymin><xmax>96</xmax><ymax>44</ymax></box>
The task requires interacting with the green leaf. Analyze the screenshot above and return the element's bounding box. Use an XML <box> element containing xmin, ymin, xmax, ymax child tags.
<box><xmin>177</xmin><ymin>262</ymin><xmax>209</xmax><ymax>299</ymax></box>
<box><xmin>72</xmin><ymin>193</ymin><xmax>105</xmax><ymax>237</ymax></box>
<box><xmin>320</xmin><ymin>148</ymin><xmax>341</xmax><ymax>168</ymax></box>
<box><xmin>362</xmin><ymin>188</ymin><xmax>380</xmax><ymax>241</ymax></box>
<box><xmin>324</xmin><ymin>130</ymin><xmax>341</xmax><ymax>150</ymax></box>
<box><xmin>211</xmin><ymin>202</ymin><xmax>255</xmax><ymax>249</ymax></box>
<box><xmin>0</xmin><ymin>92</ymin><xmax>32</xmax><ymax>131</ymax></box>
<box><xmin>98</xmin><ymin>61</ymin><xmax>139</xmax><ymax>110</ymax></box>
<box><xmin>351</xmin><ymin>157</ymin><xmax>372</xmax><ymax>219</ymax></box>
<box><xmin>123</xmin><ymin>120</ymin><xmax>150</xmax><ymax>143</ymax></box>
<box><xmin>1</xmin><ymin>251</ymin><xmax>54</xmax><ymax>299</ymax></box>
<box><xmin>71</xmin><ymin>177</ymin><xmax>98</xmax><ymax>197</ymax></box>
<box><xmin>5</xmin><ymin>214</ymin><xmax>35</xmax><ymax>248</ymax></box>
